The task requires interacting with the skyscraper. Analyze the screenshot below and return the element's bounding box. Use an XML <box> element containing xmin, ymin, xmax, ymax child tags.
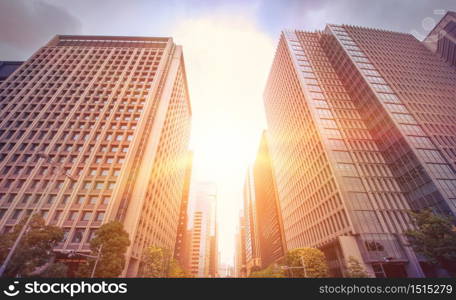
<box><xmin>173</xmin><ymin>151</ymin><xmax>193</xmax><ymax>270</ymax></box>
<box><xmin>242</xmin><ymin>169</ymin><xmax>261</xmax><ymax>275</ymax></box>
<box><xmin>187</xmin><ymin>181</ymin><xmax>217</xmax><ymax>277</ymax></box>
<box><xmin>264</xmin><ymin>25</ymin><xmax>456</xmax><ymax>277</ymax></box>
<box><xmin>234</xmin><ymin>213</ymin><xmax>247</xmax><ymax>277</ymax></box>
<box><xmin>0</xmin><ymin>35</ymin><xmax>192</xmax><ymax>277</ymax></box>
<box><xmin>252</xmin><ymin>131</ymin><xmax>286</xmax><ymax>268</ymax></box>
<box><xmin>424</xmin><ymin>11</ymin><xmax>456</xmax><ymax>67</ymax></box>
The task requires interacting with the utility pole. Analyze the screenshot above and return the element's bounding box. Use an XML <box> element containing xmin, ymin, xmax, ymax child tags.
<box><xmin>301</xmin><ymin>255</ymin><xmax>307</xmax><ymax>278</ymax></box>
<box><xmin>90</xmin><ymin>244</ymin><xmax>103</xmax><ymax>278</ymax></box>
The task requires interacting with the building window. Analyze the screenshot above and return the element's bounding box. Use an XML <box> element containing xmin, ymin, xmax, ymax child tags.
<box><xmin>102</xmin><ymin>196</ymin><xmax>110</xmax><ymax>205</ymax></box>
<box><xmin>89</xmin><ymin>196</ymin><xmax>98</xmax><ymax>205</ymax></box>
<box><xmin>11</xmin><ymin>209</ymin><xmax>22</xmax><ymax>220</ymax></box>
<box><xmin>68</xmin><ymin>211</ymin><xmax>78</xmax><ymax>221</ymax></box>
<box><xmin>81</xmin><ymin>212</ymin><xmax>92</xmax><ymax>221</ymax></box>
<box><xmin>95</xmin><ymin>212</ymin><xmax>105</xmax><ymax>222</ymax></box>
<box><xmin>72</xmin><ymin>229</ymin><xmax>84</xmax><ymax>243</ymax></box>
<box><xmin>76</xmin><ymin>196</ymin><xmax>85</xmax><ymax>205</ymax></box>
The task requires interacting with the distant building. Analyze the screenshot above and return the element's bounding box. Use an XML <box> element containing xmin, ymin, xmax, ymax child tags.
<box><xmin>0</xmin><ymin>61</ymin><xmax>22</xmax><ymax>82</ymax></box>
<box><xmin>424</xmin><ymin>11</ymin><xmax>456</xmax><ymax>67</ymax></box>
<box><xmin>218</xmin><ymin>263</ymin><xmax>235</xmax><ymax>278</ymax></box>
<box><xmin>252</xmin><ymin>131</ymin><xmax>286</xmax><ymax>268</ymax></box>
<box><xmin>234</xmin><ymin>213</ymin><xmax>247</xmax><ymax>277</ymax></box>
<box><xmin>174</xmin><ymin>151</ymin><xmax>193</xmax><ymax>271</ymax></box>
<box><xmin>208</xmin><ymin>230</ymin><xmax>218</xmax><ymax>277</ymax></box>
<box><xmin>187</xmin><ymin>182</ymin><xmax>217</xmax><ymax>277</ymax></box>
<box><xmin>242</xmin><ymin>169</ymin><xmax>262</xmax><ymax>275</ymax></box>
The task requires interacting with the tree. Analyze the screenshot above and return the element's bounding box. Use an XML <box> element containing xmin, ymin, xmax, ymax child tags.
<box><xmin>285</xmin><ymin>248</ymin><xmax>329</xmax><ymax>278</ymax></box>
<box><xmin>405</xmin><ymin>209</ymin><xmax>456</xmax><ymax>275</ymax></box>
<box><xmin>0</xmin><ymin>214</ymin><xmax>64</xmax><ymax>277</ymax></box>
<box><xmin>249</xmin><ymin>264</ymin><xmax>285</xmax><ymax>278</ymax></box>
<box><xmin>39</xmin><ymin>262</ymin><xmax>68</xmax><ymax>278</ymax></box>
<box><xmin>249</xmin><ymin>265</ymin><xmax>262</xmax><ymax>274</ymax></box>
<box><xmin>345</xmin><ymin>256</ymin><xmax>368</xmax><ymax>278</ymax></box>
<box><xmin>141</xmin><ymin>247</ymin><xmax>192</xmax><ymax>278</ymax></box>
<box><xmin>77</xmin><ymin>221</ymin><xmax>130</xmax><ymax>278</ymax></box>
<box><xmin>168</xmin><ymin>259</ymin><xmax>192</xmax><ymax>278</ymax></box>
<box><xmin>142</xmin><ymin>246</ymin><xmax>172</xmax><ymax>277</ymax></box>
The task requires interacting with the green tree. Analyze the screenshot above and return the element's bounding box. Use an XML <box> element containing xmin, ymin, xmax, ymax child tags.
<box><xmin>142</xmin><ymin>246</ymin><xmax>172</xmax><ymax>277</ymax></box>
<box><xmin>405</xmin><ymin>210</ymin><xmax>456</xmax><ymax>275</ymax></box>
<box><xmin>168</xmin><ymin>259</ymin><xmax>192</xmax><ymax>278</ymax></box>
<box><xmin>249</xmin><ymin>264</ymin><xmax>285</xmax><ymax>278</ymax></box>
<box><xmin>77</xmin><ymin>221</ymin><xmax>130</xmax><ymax>278</ymax></box>
<box><xmin>285</xmin><ymin>248</ymin><xmax>329</xmax><ymax>278</ymax></box>
<box><xmin>345</xmin><ymin>256</ymin><xmax>368</xmax><ymax>278</ymax></box>
<box><xmin>0</xmin><ymin>214</ymin><xmax>64</xmax><ymax>277</ymax></box>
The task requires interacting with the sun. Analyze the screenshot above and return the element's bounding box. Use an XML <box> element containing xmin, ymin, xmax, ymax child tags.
<box><xmin>172</xmin><ymin>12</ymin><xmax>275</xmax><ymax>265</ymax></box>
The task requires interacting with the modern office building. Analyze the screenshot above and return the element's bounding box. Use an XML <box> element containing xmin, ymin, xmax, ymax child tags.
<box><xmin>173</xmin><ymin>151</ymin><xmax>193</xmax><ymax>270</ymax></box>
<box><xmin>208</xmin><ymin>232</ymin><xmax>218</xmax><ymax>277</ymax></box>
<box><xmin>252</xmin><ymin>131</ymin><xmax>286</xmax><ymax>268</ymax></box>
<box><xmin>0</xmin><ymin>61</ymin><xmax>23</xmax><ymax>82</ymax></box>
<box><xmin>0</xmin><ymin>35</ymin><xmax>192</xmax><ymax>277</ymax></box>
<box><xmin>242</xmin><ymin>169</ymin><xmax>262</xmax><ymax>275</ymax></box>
<box><xmin>234</xmin><ymin>213</ymin><xmax>247</xmax><ymax>277</ymax></box>
<box><xmin>424</xmin><ymin>11</ymin><xmax>456</xmax><ymax>67</ymax></box>
<box><xmin>264</xmin><ymin>25</ymin><xmax>456</xmax><ymax>277</ymax></box>
<box><xmin>218</xmin><ymin>263</ymin><xmax>233</xmax><ymax>278</ymax></box>
<box><xmin>187</xmin><ymin>182</ymin><xmax>217</xmax><ymax>277</ymax></box>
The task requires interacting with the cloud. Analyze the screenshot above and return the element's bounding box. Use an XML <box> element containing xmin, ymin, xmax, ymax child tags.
<box><xmin>255</xmin><ymin>0</ymin><xmax>456</xmax><ymax>38</ymax></box>
<box><xmin>0</xmin><ymin>0</ymin><xmax>81</xmax><ymax>60</ymax></box>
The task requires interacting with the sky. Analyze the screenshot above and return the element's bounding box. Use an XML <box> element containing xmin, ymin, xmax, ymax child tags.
<box><xmin>1</xmin><ymin>0</ymin><xmax>455</xmax><ymax>268</ymax></box>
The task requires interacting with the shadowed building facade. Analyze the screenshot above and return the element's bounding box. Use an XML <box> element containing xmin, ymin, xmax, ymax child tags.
<box><xmin>264</xmin><ymin>25</ymin><xmax>456</xmax><ymax>277</ymax></box>
<box><xmin>0</xmin><ymin>35</ymin><xmax>192</xmax><ymax>277</ymax></box>
<box><xmin>424</xmin><ymin>11</ymin><xmax>456</xmax><ymax>68</ymax></box>
<box><xmin>0</xmin><ymin>61</ymin><xmax>23</xmax><ymax>82</ymax></box>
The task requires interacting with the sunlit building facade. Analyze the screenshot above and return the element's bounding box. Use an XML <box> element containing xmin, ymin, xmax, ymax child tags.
<box><xmin>173</xmin><ymin>151</ymin><xmax>193</xmax><ymax>270</ymax></box>
<box><xmin>264</xmin><ymin>25</ymin><xmax>456</xmax><ymax>277</ymax></box>
<box><xmin>234</xmin><ymin>213</ymin><xmax>247</xmax><ymax>277</ymax></box>
<box><xmin>0</xmin><ymin>35</ymin><xmax>192</xmax><ymax>277</ymax></box>
<box><xmin>252</xmin><ymin>131</ymin><xmax>286</xmax><ymax>268</ymax></box>
<box><xmin>424</xmin><ymin>11</ymin><xmax>456</xmax><ymax>67</ymax></box>
<box><xmin>242</xmin><ymin>169</ymin><xmax>261</xmax><ymax>274</ymax></box>
<box><xmin>187</xmin><ymin>182</ymin><xmax>217</xmax><ymax>277</ymax></box>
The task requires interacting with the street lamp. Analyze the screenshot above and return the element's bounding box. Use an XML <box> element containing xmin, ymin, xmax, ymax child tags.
<box><xmin>60</xmin><ymin>244</ymin><xmax>103</xmax><ymax>278</ymax></box>
<box><xmin>280</xmin><ymin>256</ymin><xmax>307</xmax><ymax>278</ymax></box>
<box><xmin>0</xmin><ymin>153</ymin><xmax>77</xmax><ymax>277</ymax></box>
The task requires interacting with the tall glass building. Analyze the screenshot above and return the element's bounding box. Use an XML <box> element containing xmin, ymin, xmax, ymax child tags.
<box><xmin>0</xmin><ymin>35</ymin><xmax>192</xmax><ymax>277</ymax></box>
<box><xmin>264</xmin><ymin>24</ymin><xmax>456</xmax><ymax>277</ymax></box>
